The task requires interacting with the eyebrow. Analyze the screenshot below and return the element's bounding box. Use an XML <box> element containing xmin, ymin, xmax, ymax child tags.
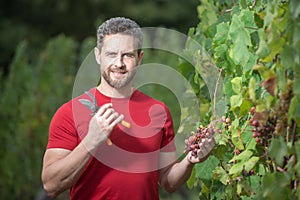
<box><xmin>104</xmin><ymin>51</ymin><xmax>117</xmax><ymax>55</ymax></box>
<box><xmin>104</xmin><ymin>50</ymin><xmax>137</xmax><ymax>56</ymax></box>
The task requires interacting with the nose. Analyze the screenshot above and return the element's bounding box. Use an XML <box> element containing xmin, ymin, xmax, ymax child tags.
<box><xmin>114</xmin><ymin>55</ymin><xmax>125</xmax><ymax>67</ymax></box>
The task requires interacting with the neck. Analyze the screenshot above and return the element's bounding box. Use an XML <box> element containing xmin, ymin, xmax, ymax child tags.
<box><xmin>97</xmin><ymin>82</ymin><xmax>133</xmax><ymax>98</ymax></box>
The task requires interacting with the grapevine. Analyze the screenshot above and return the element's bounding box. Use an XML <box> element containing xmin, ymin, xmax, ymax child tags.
<box><xmin>184</xmin><ymin>117</ymin><xmax>231</xmax><ymax>158</ymax></box>
<box><xmin>249</xmin><ymin>107</ymin><xmax>276</xmax><ymax>146</ymax></box>
<box><xmin>180</xmin><ymin>0</ymin><xmax>300</xmax><ymax>199</ymax></box>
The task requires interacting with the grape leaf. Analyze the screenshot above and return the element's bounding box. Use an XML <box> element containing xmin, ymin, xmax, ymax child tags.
<box><xmin>243</xmin><ymin>52</ymin><xmax>256</xmax><ymax>74</ymax></box>
<box><xmin>215</xmin><ymin>134</ymin><xmax>228</xmax><ymax>146</ymax></box>
<box><xmin>214</xmin><ymin>44</ymin><xmax>228</xmax><ymax>59</ymax></box>
<box><xmin>244</xmin><ymin>156</ymin><xmax>259</xmax><ymax>172</ymax></box>
<box><xmin>281</xmin><ymin>45</ymin><xmax>295</xmax><ymax>71</ymax></box>
<box><xmin>187</xmin><ymin>167</ymin><xmax>196</xmax><ymax>189</ymax></box>
<box><xmin>248</xmin><ymin>77</ymin><xmax>256</xmax><ymax>101</ymax></box>
<box><xmin>245</xmin><ymin>137</ymin><xmax>257</xmax><ymax>151</ymax></box>
<box><xmin>264</xmin><ymin>1</ymin><xmax>278</xmax><ymax>27</ymax></box>
<box><xmin>240</xmin><ymin>0</ymin><xmax>247</xmax><ymax>9</ymax></box>
<box><xmin>241</xmin><ymin>128</ymin><xmax>252</xmax><ymax>144</ymax></box>
<box><xmin>252</xmin><ymin>64</ymin><xmax>276</xmax><ymax>83</ymax></box>
<box><xmin>197</xmin><ymin>0</ymin><xmax>218</xmax><ymax>29</ymax></box>
<box><xmin>261</xmin><ymin>76</ymin><xmax>276</xmax><ymax>96</ymax></box>
<box><xmin>290</xmin><ymin>0</ymin><xmax>300</xmax><ymax>19</ymax></box>
<box><xmin>231</xmin><ymin>77</ymin><xmax>242</xmax><ymax>94</ymax></box>
<box><xmin>230</xmin><ymin>94</ymin><xmax>243</xmax><ymax>109</ymax></box>
<box><xmin>228</xmin><ymin>14</ymin><xmax>252</xmax><ymax>65</ymax></box>
<box><xmin>240</xmin><ymin>99</ymin><xmax>252</xmax><ymax>116</ymax></box>
<box><xmin>240</xmin><ymin>10</ymin><xmax>257</xmax><ymax>33</ymax></box>
<box><xmin>257</xmin><ymin>164</ymin><xmax>266</xmax><ymax>176</ymax></box>
<box><xmin>229</xmin><ymin>41</ymin><xmax>250</xmax><ymax>66</ymax></box>
<box><xmin>268</xmin><ymin>136</ymin><xmax>288</xmax><ymax>167</ymax></box>
<box><xmin>256</xmin><ymin>29</ymin><xmax>270</xmax><ymax>58</ymax></box>
<box><xmin>250</xmin><ymin>175</ymin><xmax>263</xmax><ymax>195</ymax></box>
<box><xmin>262</xmin><ymin>37</ymin><xmax>285</xmax><ymax>63</ymax></box>
<box><xmin>294</xmin><ymin>141</ymin><xmax>300</xmax><ymax>176</ymax></box>
<box><xmin>224</xmin><ymin>76</ymin><xmax>235</xmax><ymax>102</ymax></box>
<box><xmin>293</xmin><ymin>77</ymin><xmax>300</xmax><ymax>95</ymax></box>
<box><xmin>231</xmin><ymin>129</ymin><xmax>245</xmax><ymax>150</ymax></box>
<box><xmin>231</xmin><ymin>118</ymin><xmax>239</xmax><ymax>128</ymax></box>
<box><xmin>229</xmin><ymin>14</ymin><xmax>252</xmax><ymax>46</ymax></box>
<box><xmin>195</xmin><ymin>155</ymin><xmax>219</xmax><ymax>180</ymax></box>
<box><xmin>230</xmin><ymin>149</ymin><xmax>253</xmax><ymax>163</ymax></box>
<box><xmin>213</xmin><ymin>166</ymin><xmax>230</xmax><ymax>185</ymax></box>
<box><xmin>261</xmin><ymin>172</ymin><xmax>290</xmax><ymax>200</ymax></box>
<box><xmin>200</xmin><ymin>181</ymin><xmax>210</xmax><ymax>197</ymax></box>
<box><xmin>289</xmin><ymin>95</ymin><xmax>300</xmax><ymax>127</ymax></box>
<box><xmin>229</xmin><ymin>161</ymin><xmax>244</xmax><ymax>175</ymax></box>
<box><xmin>214</xmin><ymin>22</ymin><xmax>229</xmax><ymax>45</ymax></box>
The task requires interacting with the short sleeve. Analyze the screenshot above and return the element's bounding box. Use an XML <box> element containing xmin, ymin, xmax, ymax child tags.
<box><xmin>47</xmin><ymin>102</ymin><xmax>78</xmax><ymax>150</ymax></box>
<box><xmin>160</xmin><ymin>105</ymin><xmax>176</xmax><ymax>152</ymax></box>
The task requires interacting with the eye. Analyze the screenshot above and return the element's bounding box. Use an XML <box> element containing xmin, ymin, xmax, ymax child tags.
<box><xmin>106</xmin><ymin>52</ymin><xmax>117</xmax><ymax>58</ymax></box>
<box><xmin>123</xmin><ymin>53</ymin><xmax>135</xmax><ymax>58</ymax></box>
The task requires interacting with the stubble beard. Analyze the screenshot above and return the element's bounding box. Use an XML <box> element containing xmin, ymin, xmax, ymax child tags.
<box><xmin>102</xmin><ymin>67</ymin><xmax>137</xmax><ymax>89</ymax></box>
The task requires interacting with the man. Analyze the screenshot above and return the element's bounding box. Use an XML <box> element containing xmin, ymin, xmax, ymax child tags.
<box><xmin>41</xmin><ymin>17</ymin><xmax>215</xmax><ymax>200</ymax></box>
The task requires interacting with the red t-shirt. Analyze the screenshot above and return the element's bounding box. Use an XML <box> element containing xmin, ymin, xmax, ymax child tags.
<box><xmin>47</xmin><ymin>87</ymin><xmax>176</xmax><ymax>200</ymax></box>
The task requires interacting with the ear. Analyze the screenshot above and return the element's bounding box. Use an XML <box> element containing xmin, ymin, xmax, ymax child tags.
<box><xmin>94</xmin><ymin>47</ymin><xmax>101</xmax><ymax>65</ymax></box>
<box><xmin>137</xmin><ymin>50</ymin><xmax>144</xmax><ymax>65</ymax></box>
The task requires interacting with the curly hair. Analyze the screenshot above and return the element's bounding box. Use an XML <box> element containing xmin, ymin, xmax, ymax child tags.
<box><xmin>96</xmin><ymin>17</ymin><xmax>143</xmax><ymax>54</ymax></box>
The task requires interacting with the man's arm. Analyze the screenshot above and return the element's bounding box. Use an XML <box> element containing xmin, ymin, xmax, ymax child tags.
<box><xmin>42</xmin><ymin>103</ymin><xmax>124</xmax><ymax>198</ymax></box>
<box><xmin>158</xmin><ymin>152</ymin><xmax>194</xmax><ymax>193</ymax></box>
<box><xmin>158</xmin><ymin>136</ymin><xmax>215</xmax><ymax>193</ymax></box>
<box><xmin>41</xmin><ymin>145</ymin><xmax>92</xmax><ymax>198</ymax></box>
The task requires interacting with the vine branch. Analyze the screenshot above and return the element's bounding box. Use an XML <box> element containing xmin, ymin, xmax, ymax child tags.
<box><xmin>213</xmin><ymin>68</ymin><xmax>223</xmax><ymax>118</ymax></box>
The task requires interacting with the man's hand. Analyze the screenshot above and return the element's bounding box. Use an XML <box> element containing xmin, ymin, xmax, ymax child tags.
<box><xmin>82</xmin><ymin>103</ymin><xmax>124</xmax><ymax>152</ymax></box>
<box><xmin>187</xmin><ymin>135</ymin><xmax>215</xmax><ymax>163</ymax></box>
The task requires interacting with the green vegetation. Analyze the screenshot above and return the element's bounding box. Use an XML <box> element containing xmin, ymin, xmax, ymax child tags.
<box><xmin>1</xmin><ymin>0</ymin><xmax>299</xmax><ymax>199</ymax></box>
<box><xmin>179</xmin><ymin>0</ymin><xmax>300</xmax><ymax>199</ymax></box>
<box><xmin>0</xmin><ymin>36</ymin><xmax>79</xmax><ymax>199</ymax></box>
<box><xmin>0</xmin><ymin>1</ymin><xmax>199</xmax><ymax>199</ymax></box>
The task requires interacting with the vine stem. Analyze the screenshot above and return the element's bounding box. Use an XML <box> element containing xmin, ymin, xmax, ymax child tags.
<box><xmin>244</xmin><ymin>26</ymin><xmax>259</xmax><ymax>31</ymax></box>
<box><xmin>213</xmin><ymin>68</ymin><xmax>223</xmax><ymax>118</ymax></box>
<box><xmin>292</xmin><ymin>121</ymin><xmax>296</xmax><ymax>145</ymax></box>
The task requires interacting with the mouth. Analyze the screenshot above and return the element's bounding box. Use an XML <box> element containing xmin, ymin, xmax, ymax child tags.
<box><xmin>110</xmin><ymin>70</ymin><xmax>127</xmax><ymax>78</ymax></box>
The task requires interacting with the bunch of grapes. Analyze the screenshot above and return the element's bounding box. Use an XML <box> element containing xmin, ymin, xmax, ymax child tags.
<box><xmin>249</xmin><ymin>107</ymin><xmax>276</xmax><ymax>146</ymax></box>
<box><xmin>274</xmin><ymin>82</ymin><xmax>293</xmax><ymax>135</ymax></box>
<box><xmin>184</xmin><ymin>127</ymin><xmax>210</xmax><ymax>158</ymax></box>
<box><xmin>243</xmin><ymin>169</ymin><xmax>255</xmax><ymax>177</ymax></box>
<box><xmin>184</xmin><ymin>117</ymin><xmax>231</xmax><ymax>158</ymax></box>
<box><xmin>221</xmin><ymin>116</ymin><xmax>231</xmax><ymax>130</ymax></box>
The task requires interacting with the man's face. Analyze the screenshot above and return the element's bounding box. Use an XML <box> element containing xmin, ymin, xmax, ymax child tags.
<box><xmin>95</xmin><ymin>33</ymin><xmax>143</xmax><ymax>89</ymax></box>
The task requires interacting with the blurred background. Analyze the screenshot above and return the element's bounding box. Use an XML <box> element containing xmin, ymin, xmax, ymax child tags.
<box><xmin>0</xmin><ymin>0</ymin><xmax>201</xmax><ymax>199</ymax></box>
<box><xmin>0</xmin><ymin>0</ymin><xmax>200</xmax><ymax>74</ymax></box>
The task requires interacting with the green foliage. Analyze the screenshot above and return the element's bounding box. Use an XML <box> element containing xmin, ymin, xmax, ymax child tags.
<box><xmin>180</xmin><ymin>0</ymin><xmax>300</xmax><ymax>199</ymax></box>
<box><xmin>0</xmin><ymin>0</ymin><xmax>199</xmax><ymax>70</ymax></box>
<box><xmin>0</xmin><ymin>35</ymin><xmax>78</xmax><ymax>200</ymax></box>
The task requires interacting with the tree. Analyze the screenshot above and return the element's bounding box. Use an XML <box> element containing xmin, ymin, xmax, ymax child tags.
<box><xmin>0</xmin><ymin>35</ymin><xmax>78</xmax><ymax>200</ymax></box>
<box><xmin>0</xmin><ymin>0</ymin><xmax>199</xmax><ymax>74</ymax></box>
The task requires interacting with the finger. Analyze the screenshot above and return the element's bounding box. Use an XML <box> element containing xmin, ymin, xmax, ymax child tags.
<box><xmin>207</xmin><ymin>137</ymin><xmax>216</xmax><ymax>150</ymax></box>
<box><xmin>205</xmin><ymin>131</ymin><xmax>214</xmax><ymax>138</ymax></box>
<box><xmin>96</xmin><ymin>103</ymin><xmax>113</xmax><ymax>116</ymax></box>
<box><xmin>102</xmin><ymin>108</ymin><xmax>115</xmax><ymax>119</ymax></box>
<box><xmin>202</xmin><ymin>138</ymin><xmax>211</xmax><ymax>148</ymax></box>
<box><xmin>203</xmin><ymin>137</ymin><xmax>215</xmax><ymax>152</ymax></box>
<box><xmin>106</xmin><ymin>111</ymin><xmax>119</xmax><ymax>124</ymax></box>
<box><xmin>187</xmin><ymin>152</ymin><xmax>197</xmax><ymax>163</ymax></box>
<box><xmin>198</xmin><ymin>145</ymin><xmax>208</xmax><ymax>159</ymax></box>
<box><xmin>109</xmin><ymin>114</ymin><xmax>124</xmax><ymax>128</ymax></box>
<box><xmin>209</xmin><ymin>137</ymin><xmax>216</xmax><ymax>146</ymax></box>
